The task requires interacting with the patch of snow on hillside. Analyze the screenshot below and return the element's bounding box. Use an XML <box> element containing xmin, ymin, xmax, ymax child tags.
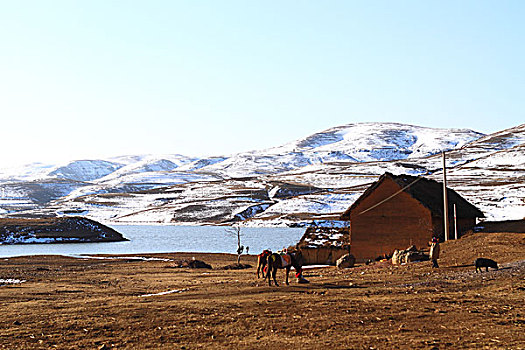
<box><xmin>48</xmin><ymin>160</ymin><xmax>124</xmax><ymax>182</ymax></box>
<box><xmin>178</xmin><ymin>157</ymin><xmax>228</xmax><ymax>171</ymax></box>
<box><xmin>295</xmin><ymin>128</ymin><xmax>345</xmax><ymax>149</ymax></box>
<box><xmin>97</xmin><ymin>155</ymin><xmax>197</xmax><ymax>182</ymax></box>
<box><xmin>0</xmin><ymin>233</ymin><xmax>85</xmax><ymax>244</ymax></box>
<box><xmin>0</xmin><ymin>162</ymin><xmax>56</xmax><ymax>181</ymax></box>
<box><xmin>261</xmin><ymin>193</ymin><xmax>361</xmax><ymax>217</ymax></box>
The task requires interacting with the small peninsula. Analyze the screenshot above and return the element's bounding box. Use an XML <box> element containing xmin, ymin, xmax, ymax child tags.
<box><xmin>0</xmin><ymin>217</ymin><xmax>127</xmax><ymax>244</ymax></box>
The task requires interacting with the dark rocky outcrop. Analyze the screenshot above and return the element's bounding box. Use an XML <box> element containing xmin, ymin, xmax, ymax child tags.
<box><xmin>173</xmin><ymin>259</ymin><xmax>212</xmax><ymax>269</ymax></box>
<box><xmin>221</xmin><ymin>263</ymin><xmax>252</xmax><ymax>270</ymax></box>
<box><xmin>0</xmin><ymin>217</ymin><xmax>127</xmax><ymax>244</ymax></box>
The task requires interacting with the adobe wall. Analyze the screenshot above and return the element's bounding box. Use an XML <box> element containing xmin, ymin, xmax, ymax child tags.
<box><xmin>300</xmin><ymin>247</ymin><xmax>348</xmax><ymax>265</ymax></box>
<box><xmin>349</xmin><ymin>178</ymin><xmax>434</xmax><ymax>261</ymax></box>
<box><xmin>432</xmin><ymin>216</ymin><xmax>477</xmax><ymax>240</ymax></box>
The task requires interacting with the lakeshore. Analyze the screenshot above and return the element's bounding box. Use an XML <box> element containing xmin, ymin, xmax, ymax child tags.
<box><xmin>0</xmin><ymin>225</ymin><xmax>304</xmax><ymax>258</ymax></box>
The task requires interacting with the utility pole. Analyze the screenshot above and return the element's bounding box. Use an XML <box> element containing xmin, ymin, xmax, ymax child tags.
<box><xmin>453</xmin><ymin>203</ymin><xmax>458</xmax><ymax>240</ymax></box>
<box><xmin>442</xmin><ymin>152</ymin><xmax>449</xmax><ymax>241</ymax></box>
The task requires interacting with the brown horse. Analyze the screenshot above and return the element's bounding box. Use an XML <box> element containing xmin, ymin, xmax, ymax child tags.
<box><xmin>266</xmin><ymin>251</ymin><xmax>304</xmax><ymax>286</ymax></box>
<box><xmin>256</xmin><ymin>250</ymin><xmax>272</xmax><ymax>278</ymax></box>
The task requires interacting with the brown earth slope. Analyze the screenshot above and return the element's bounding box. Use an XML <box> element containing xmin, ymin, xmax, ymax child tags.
<box><xmin>0</xmin><ymin>232</ymin><xmax>523</xmax><ymax>349</ymax></box>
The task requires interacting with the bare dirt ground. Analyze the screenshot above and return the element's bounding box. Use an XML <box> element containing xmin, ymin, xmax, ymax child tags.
<box><xmin>0</xmin><ymin>232</ymin><xmax>524</xmax><ymax>349</ymax></box>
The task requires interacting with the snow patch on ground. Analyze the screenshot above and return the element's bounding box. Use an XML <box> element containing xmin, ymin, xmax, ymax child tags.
<box><xmin>0</xmin><ymin>279</ymin><xmax>26</xmax><ymax>284</ymax></box>
<box><xmin>139</xmin><ymin>288</ymin><xmax>189</xmax><ymax>297</ymax></box>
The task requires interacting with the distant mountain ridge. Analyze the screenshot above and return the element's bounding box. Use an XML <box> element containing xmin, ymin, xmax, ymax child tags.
<box><xmin>0</xmin><ymin>123</ymin><xmax>484</xmax><ymax>182</ymax></box>
<box><xmin>176</xmin><ymin>123</ymin><xmax>484</xmax><ymax>177</ymax></box>
<box><xmin>0</xmin><ymin>122</ymin><xmax>523</xmax><ymax>225</ymax></box>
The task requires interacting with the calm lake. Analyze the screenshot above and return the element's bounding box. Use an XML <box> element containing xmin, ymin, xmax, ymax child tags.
<box><xmin>0</xmin><ymin>225</ymin><xmax>305</xmax><ymax>258</ymax></box>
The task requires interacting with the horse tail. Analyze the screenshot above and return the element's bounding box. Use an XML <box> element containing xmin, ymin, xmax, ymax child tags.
<box><xmin>265</xmin><ymin>254</ymin><xmax>272</xmax><ymax>284</ymax></box>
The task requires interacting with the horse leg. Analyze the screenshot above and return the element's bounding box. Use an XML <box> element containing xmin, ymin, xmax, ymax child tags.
<box><xmin>256</xmin><ymin>256</ymin><xmax>261</xmax><ymax>278</ymax></box>
<box><xmin>261</xmin><ymin>261</ymin><xmax>267</xmax><ymax>279</ymax></box>
<box><xmin>266</xmin><ymin>257</ymin><xmax>273</xmax><ymax>285</ymax></box>
<box><xmin>272</xmin><ymin>267</ymin><xmax>279</xmax><ymax>287</ymax></box>
<box><xmin>267</xmin><ymin>267</ymin><xmax>275</xmax><ymax>286</ymax></box>
<box><xmin>285</xmin><ymin>266</ymin><xmax>290</xmax><ymax>285</ymax></box>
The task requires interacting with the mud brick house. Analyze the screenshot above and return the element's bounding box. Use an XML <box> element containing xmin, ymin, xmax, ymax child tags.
<box><xmin>340</xmin><ymin>172</ymin><xmax>484</xmax><ymax>261</ymax></box>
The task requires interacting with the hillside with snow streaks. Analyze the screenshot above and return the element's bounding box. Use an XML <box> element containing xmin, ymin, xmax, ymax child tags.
<box><xmin>48</xmin><ymin>160</ymin><xmax>124</xmax><ymax>182</ymax></box>
<box><xmin>442</xmin><ymin>141</ymin><xmax>525</xmax><ymax>221</ymax></box>
<box><xmin>0</xmin><ymin>122</ymin><xmax>523</xmax><ymax>225</ymax></box>
<box><xmin>291</xmin><ymin>123</ymin><xmax>482</xmax><ymax>161</ymax></box>
<box><xmin>97</xmin><ymin>154</ymin><xmax>197</xmax><ymax>182</ymax></box>
<box><xmin>191</xmin><ymin>123</ymin><xmax>483</xmax><ymax>177</ymax></box>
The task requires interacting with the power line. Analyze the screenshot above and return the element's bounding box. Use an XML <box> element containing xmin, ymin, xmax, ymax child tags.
<box><xmin>356</xmin><ymin>167</ymin><xmax>443</xmax><ymax>217</ymax></box>
<box><xmin>357</xmin><ymin>176</ymin><xmax>424</xmax><ymax>216</ymax></box>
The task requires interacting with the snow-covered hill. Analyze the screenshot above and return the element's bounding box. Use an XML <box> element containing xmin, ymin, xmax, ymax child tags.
<box><xmin>186</xmin><ymin>123</ymin><xmax>483</xmax><ymax>177</ymax></box>
<box><xmin>1</xmin><ymin>122</ymin><xmax>523</xmax><ymax>225</ymax></box>
<box><xmin>0</xmin><ymin>154</ymin><xmax>196</xmax><ymax>182</ymax></box>
<box><xmin>97</xmin><ymin>154</ymin><xmax>198</xmax><ymax>182</ymax></box>
<box><xmin>48</xmin><ymin>160</ymin><xmax>124</xmax><ymax>182</ymax></box>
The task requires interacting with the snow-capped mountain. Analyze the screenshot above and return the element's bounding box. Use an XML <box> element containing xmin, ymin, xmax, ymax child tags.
<box><xmin>0</xmin><ymin>154</ymin><xmax>197</xmax><ymax>182</ymax></box>
<box><xmin>98</xmin><ymin>154</ymin><xmax>198</xmax><ymax>182</ymax></box>
<box><xmin>182</xmin><ymin>123</ymin><xmax>483</xmax><ymax>177</ymax></box>
<box><xmin>48</xmin><ymin>160</ymin><xmax>124</xmax><ymax>182</ymax></box>
<box><xmin>285</xmin><ymin>122</ymin><xmax>482</xmax><ymax>161</ymax></box>
<box><xmin>0</xmin><ymin>122</ymin><xmax>523</xmax><ymax>225</ymax></box>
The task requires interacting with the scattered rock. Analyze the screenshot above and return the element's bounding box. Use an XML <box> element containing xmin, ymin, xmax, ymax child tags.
<box><xmin>336</xmin><ymin>254</ymin><xmax>356</xmax><ymax>269</ymax></box>
<box><xmin>221</xmin><ymin>263</ymin><xmax>252</xmax><ymax>270</ymax></box>
<box><xmin>392</xmin><ymin>246</ymin><xmax>429</xmax><ymax>265</ymax></box>
<box><xmin>174</xmin><ymin>259</ymin><xmax>212</xmax><ymax>269</ymax></box>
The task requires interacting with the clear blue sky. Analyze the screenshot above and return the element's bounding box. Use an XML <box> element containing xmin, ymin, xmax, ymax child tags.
<box><xmin>1</xmin><ymin>1</ymin><xmax>524</xmax><ymax>166</ymax></box>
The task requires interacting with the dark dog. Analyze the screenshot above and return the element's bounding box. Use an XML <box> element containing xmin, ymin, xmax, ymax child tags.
<box><xmin>475</xmin><ymin>258</ymin><xmax>498</xmax><ymax>273</ymax></box>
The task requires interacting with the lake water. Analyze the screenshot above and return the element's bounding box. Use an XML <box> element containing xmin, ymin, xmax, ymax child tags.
<box><xmin>0</xmin><ymin>225</ymin><xmax>305</xmax><ymax>258</ymax></box>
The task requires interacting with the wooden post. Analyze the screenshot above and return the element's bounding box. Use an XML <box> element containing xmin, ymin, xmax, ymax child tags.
<box><xmin>442</xmin><ymin>152</ymin><xmax>449</xmax><ymax>241</ymax></box>
<box><xmin>454</xmin><ymin>203</ymin><xmax>458</xmax><ymax>240</ymax></box>
<box><xmin>347</xmin><ymin>221</ymin><xmax>352</xmax><ymax>254</ymax></box>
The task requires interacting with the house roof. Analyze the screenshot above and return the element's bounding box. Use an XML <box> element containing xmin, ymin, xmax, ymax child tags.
<box><xmin>340</xmin><ymin>172</ymin><xmax>485</xmax><ymax>220</ymax></box>
<box><xmin>292</xmin><ymin>221</ymin><xmax>349</xmax><ymax>249</ymax></box>
<box><xmin>297</xmin><ymin>226</ymin><xmax>349</xmax><ymax>249</ymax></box>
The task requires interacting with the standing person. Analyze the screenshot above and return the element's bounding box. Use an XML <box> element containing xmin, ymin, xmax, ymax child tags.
<box><xmin>429</xmin><ymin>237</ymin><xmax>440</xmax><ymax>268</ymax></box>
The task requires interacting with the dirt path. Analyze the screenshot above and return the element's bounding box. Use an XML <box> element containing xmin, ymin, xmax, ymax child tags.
<box><xmin>0</xmin><ymin>233</ymin><xmax>524</xmax><ymax>349</ymax></box>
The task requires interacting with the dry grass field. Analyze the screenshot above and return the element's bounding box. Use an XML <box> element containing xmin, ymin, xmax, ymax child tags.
<box><xmin>0</xmin><ymin>231</ymin><xmax>524</xmax><ymax>349</ymax></box>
